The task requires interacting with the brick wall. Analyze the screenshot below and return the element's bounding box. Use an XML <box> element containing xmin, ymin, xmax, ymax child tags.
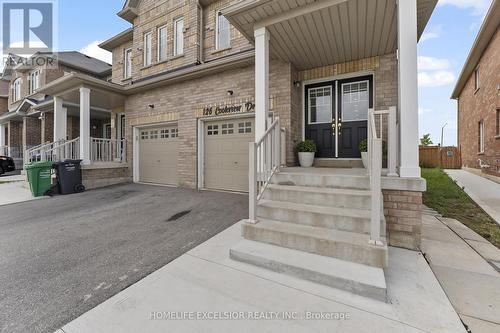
<box><xmin>67</xmin><ymin>116</ymin><xmax>80</xmax><ymax>139</ymax></box>
<box><xmin>22</xmin><ymin>117</ymin><xmax>41</xmax><ymax>147</ymax></box>
<box><xmin>458</xmin><ymin>29</ymin><xmax>500</xmax><ymax>174</ymax></box>
<box><xmin>42</xmin><ymin>112</ymin><xmax>54</xmax><ymax>143</ymax></box>
<box><xmin>82</xmin><ymin>166</ymin><xmax>130</xmax><ymax>189</ymax></box>
<box><xmin>383</xmin><ymin>190</ymin><xmax>422</xmax><ymax>250</ymax></box>
<box><xmin>0</xmin><ymin>96</ymin><xmax>8</xmax><ymax>116</ymax></box>
<box><xmin>7</xmin><ymin>121</ymin><xmax>22</xmax><ymax>147</ymax></box>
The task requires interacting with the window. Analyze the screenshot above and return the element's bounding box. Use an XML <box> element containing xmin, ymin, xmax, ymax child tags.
<box><xmin>207</xmin><ymin>124</ymin><xmax>218</xmax><ymax>135</ymax></box>
<box><xmin>474</xmin><ymin>68</ymin><xmax>480</xmax><ymax>91</ymax></box>
<box><xmin>238</xmin><ymin>122</ymin><xmax>252</xmax><ymax>133</ymax></box>
<box><xmin>29</xmin><ymin>70</ymin><xmax>40</xmax><ymax>94</ymax></box>
<box><xmin>221</xmin><ymin>123</ymin><xmax>234</xmax><ymax>134</ymax></box>
<box><xmin>157</xmin><ymin>26</ymin><xmax>168</xmax><ymax>62</ymax></box>
<box><xmin>150</xmin><ymin>130</ymin><xmax>158</xmax><ymax>139</ymax></box>
<box><xmin>124</xmin><ymin>48</ymin><xmax>132</xmax><ymax>79</ymax></box>
<box><xmin>496</xmin><ymin>109</ymin><xmax>500</xmax><ymax>137</ymax></box>
<box><xmin>216</xmin><ymin>10</ymin><xmax>230</xmax><ymax>50</ymax></box>
<box><xmin>478</xmin><ymin>120</ymin><xmax>485</xmax><ymax>153</ymax></box>
<box><xmin>308</xmin><ymin>86</ymin><xmax>332</xmax><ymax>124</ymax></box>
<box><xmin>341</xmin><ymin>81</ymin><xmax>369</xmax><ymax>122</ymax></box>
<box><xmin>160</xmin><ymin>129</ymin><xmax>170</xmax><ymax>139</ymax></box>
<box><xmin>174</xmin><ymin>18</ymin><xmax>184</xmax><ymax>56</ymax></box>
<box><xmin>12</xmin><ymin>78</ymin><xmax>21</xmax><ymax>102</ymax></box>
<box><xmin>141</xmin><ymin>131</ymin><xmax>149</xmax><ymax>140</ymax></box>
<box><xmin>170</xmin><ymin>128</ymin><xmax>178</xmax><ymax>138</ymax></box>
<box><xmin>144</xmin><ymin>32</ymin><xmax>152</xmax><ymax>67</ymax></box>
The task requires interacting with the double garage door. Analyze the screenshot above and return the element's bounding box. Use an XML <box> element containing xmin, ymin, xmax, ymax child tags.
<box><xmin>138</xmin><ymin>118</ymin><xmax>254</xmax><ymax>192</ymax></box>
<box><xmin>204</xmin><ymin>118</ymin><xmax>254</xmax><ymax>192</ymax></box>
<box><xmin>139</xmin><ymin>125</ymin><xmax>179</xmax><ymax>185</ymax></box>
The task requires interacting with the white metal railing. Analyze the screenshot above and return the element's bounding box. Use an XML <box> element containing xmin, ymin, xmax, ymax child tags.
<box><xmin>25</xmin><ymin>138</ymin><xmax>80</xmax><ymax>164</ymax></box>
<box><xmin>90</xmin><ymin>137</ymin><xmax>127</xmax><ymax>163</ymax></box>
<box><xmin>248</xmin><ymin>117</ymin><xmax>282</xmax><ymax>223</ymax></box>
<box><xmin>368</xmin><ymin>109</ymin><xmax>383</xmax><ymax>246</ymax></box>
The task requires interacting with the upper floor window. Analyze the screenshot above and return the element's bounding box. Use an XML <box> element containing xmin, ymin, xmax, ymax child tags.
<box><xmin>124</xmin><ymin>48</ymin><xmax>132</xmax><ymax>79</ymax></box>
<box><xmin>29</xmin><ymin>70</ymin><xmax>40</xmax><ymax>94</ymax></box>
<box><xmin>478</xmin><ymin>120</ymin><xmax>485</xmax><ymax>153</ymax></box>
<box><xmin>216</xmin><ymin>11</ymin><xmax>230</xmax><ymax>50</ymax></box>
<box><xmin>158</xmin><ymin>25</ymin><xmax>167</xmax><ymax>62</ymax></box>
<box><xmin>144</xmin><ymin>32</ymin><xmax>152</xmax><ymax>67</ymax></box>
<box><xmin>174</xmin><ymin>17</ymin><xmax>184</xmax><ymax>56</ymax></box>
<box><xmin>12</xmin><ymin>78</ymin><xmax>21</xmax><ymax>102</ymax></box>
<box><xmin>496</xmin><ymin>109</ymin><xmax>500</xmax><ymax>137</ymax></box>
<box><xmin>474</xmin><ymin>67</ymin><xmax>480</xmax><ymax>91</ymax></box>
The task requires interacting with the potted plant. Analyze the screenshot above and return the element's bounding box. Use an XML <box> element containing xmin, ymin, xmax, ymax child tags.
<box><xmin>296</xmin><ymin>140</ymin><xmax>317</xmax><ymax>167</ymax></box>
<box><xmin>359</xmin><ymin>139</ymin><xmax>368</xmax><ymax>168</ymax></box>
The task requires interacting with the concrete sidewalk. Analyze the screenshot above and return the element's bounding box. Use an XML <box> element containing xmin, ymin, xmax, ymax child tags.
<box><xmin>445</xmin><ymin>169</ymin><xmax>500</xmax><ymax>226</ymax></box>
<box><xmin>0</xmin><ymin>180</ymin><xmax>47</xmax><ymax>206</ymax></box>
<box><xmin>56</xmin><ymin>221</ymin><xmax>466</xmax><ymax>333</ymax></box>
<box><xmin>421</xmin><ymin>210</ymin><xmax>500</xmax><ymax>332</ymax></box>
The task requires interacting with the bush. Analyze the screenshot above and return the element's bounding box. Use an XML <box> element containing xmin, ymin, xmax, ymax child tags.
<box><xmin>359</xmin><ymin>139</ymin><xmax>368</xmax><ymax>152</ymax></box>
<box><xmin>296</xmin><ymin>140</ymin><xmax>317</xmax><ymax>153</ymax></box>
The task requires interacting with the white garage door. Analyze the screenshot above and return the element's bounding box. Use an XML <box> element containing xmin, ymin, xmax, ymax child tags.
<box><xmin>139</xmin><ymin>125</ymin><xmax>178</xmax><ymax>185</ymax></box>
<box><xmin>204</xmin><ymin>118</ymin><xmax>254</xmax><ymax>192</ymax></box>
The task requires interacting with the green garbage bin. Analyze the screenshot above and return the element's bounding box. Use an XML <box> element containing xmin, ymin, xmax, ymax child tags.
<box><xmin>25</xmin><ymin>161</ymin><xmax>54</xmax><ymax>197</ymax></box>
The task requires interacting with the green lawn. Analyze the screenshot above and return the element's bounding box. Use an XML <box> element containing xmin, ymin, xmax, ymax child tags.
<box><xmin>422</xmin><ymin>168</ymin><xmax>500</xmax><ymax>249</ymax></box>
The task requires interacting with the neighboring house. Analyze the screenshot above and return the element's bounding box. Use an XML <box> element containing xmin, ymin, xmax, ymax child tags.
<box><xmin>36</xmin><ymin>0</ymin><xmax>435</xmax><ymax>298</ymax></box>
<box><xmin>0</xmin><ymin>52</ymin><xmax>112</xmax><ymax>164</ymax></box>
<box><xmin>452</xmin><ymin>0</ymin><xmax>500</xmax><ymax>180</ymax></box>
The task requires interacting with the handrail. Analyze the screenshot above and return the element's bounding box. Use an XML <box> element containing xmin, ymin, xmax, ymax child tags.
<box><xmin>25</xmin><ymin>138</ymin><xmax>80</xmax><ymax>164</ymax></box>
<box><xmin>368</xmin><ymin>109</ymin><xmax>383</xmax><ymax>246</ymax></box>
<box><xmin>90</xmin><ymin>137</ymin><xmax>127</xmax><ymax>163</ymax></box>
<box><xmin>248</xmin><ymin>117</ymin><xmax>282</xmax><ymax>223</ymax></box>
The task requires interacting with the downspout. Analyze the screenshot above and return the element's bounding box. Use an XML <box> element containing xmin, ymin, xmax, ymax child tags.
<box><xmin>197</xmin><ymin>1</ymin><xmax>204</xmax><ymax>64</ymax></box>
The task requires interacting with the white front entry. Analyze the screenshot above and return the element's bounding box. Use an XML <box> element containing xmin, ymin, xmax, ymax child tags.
<box><xmin>203</xmin><ymin>118</ymin><xmax>254</xmax><ymax>192</ymax></box>
<box><xmin>139</xmin><ymin>124</ymin><xmax>179</xmax><ymax>185</ymax></box>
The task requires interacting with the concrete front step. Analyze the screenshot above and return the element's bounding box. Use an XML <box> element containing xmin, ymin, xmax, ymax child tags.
<box><xmin>242</xmin><ymin>219</ymin><xmax>388</xmax><ymax>268</ymax></box>
<box><xmin>257</xmin><ymin>199</ymin><xmax>385</xmax><ymax>236</ymax></box>
<box><xmin>314</xmin><ymin>158</ymin><xmax>364</xmax><ymax>168</ymax></box>
<box><xmin>272</xmin><ymin>171</ymin><xmax>370</xmax><ymax>190</ymax></box>
<box><xmin>230</xmin><ymin>239</ymin><xmax>387</xmax><ymax>302</ymax></box>
<box><xmin>263</xmin><ymin>184</ymin><xmax>372</xmax><ymax>209</ymax></box>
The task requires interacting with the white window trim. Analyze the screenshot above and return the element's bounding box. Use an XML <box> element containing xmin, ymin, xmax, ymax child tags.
<box><xmin>157</xmin><ymin>25</ymin><xmax>168</xmax><ymax>62</ymax></box>
<box><xmin>12</xmin><ymin>78</ymin><xmax>21</xmax><ymax>102</ymax></box>
<box><xmin>479</xmin><ymin>120</ymin><xmax>485</xmax><ymax>153</ymax></box>
<box><xmin>124</xmin><ymin>48</ymin><xmax>132</xmax><ymax>79</ymax></box>
<box><xmin>29</xmin><ymin>70</ymin><xmax>40</xmax><ymax>94</ymax></box>
<box><xmin>144</xmin><ymin>32</ymin><xmax>152</xmax><ymax>67</ymax></box>
<box><xmin>340</xmin><ymin>79</ymin><xmax>370</xmax><ymax>123</ymax></box>
<box><xmin>307</xmin><ymin>85</ymin><xmax>333</xmax><ymax>125</ymax></box>
<box><xmin>215</xmin><ymin>10</ymin><xmax>231</xmax><ymax>51</ymax></box>
<box><xmin>474</xmin><ymin>67</ymin><xmax>480</xmax><ymax>92</ymax></box>
<box><xmin>173</xmin><ymin>17</ymin><xmax>184</xmax><ymax>56</ymax></box>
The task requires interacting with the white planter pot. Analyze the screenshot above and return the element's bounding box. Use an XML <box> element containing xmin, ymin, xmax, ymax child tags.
<box><xmin>361</xmin><ymin>152</ymin><xmax>368</xmax><ymax>168</ymax></box>
<box><xmin>298</xmin><ymin>152</ymin><xmax>315</xmax><ymax>167</ymax></box>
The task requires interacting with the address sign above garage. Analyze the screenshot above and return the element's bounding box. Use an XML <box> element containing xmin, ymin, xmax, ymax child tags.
<box><xmin>196</xmin><ymin>100</ymin><xmax>255</xmax><ymax>118</ymax></box>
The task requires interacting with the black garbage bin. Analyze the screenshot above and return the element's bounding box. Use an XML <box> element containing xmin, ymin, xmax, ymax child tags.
<box><xmin>53</xmin><ymin>159</ymin><xmax>86</xmax><ymax>195</ymax></box>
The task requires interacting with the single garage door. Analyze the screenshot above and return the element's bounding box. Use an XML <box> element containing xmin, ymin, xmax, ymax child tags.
<box><xmin>139</xmin><ymin>125</ymin><xmax>178</xmax><ymax>185</ymax></box>
<box><xmin>204</xmin><ymin>118</ymin><xmax>254</xmax><ymax>192</ymax></box>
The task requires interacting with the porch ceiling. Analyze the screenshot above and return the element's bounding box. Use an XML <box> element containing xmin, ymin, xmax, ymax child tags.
<box><xmin>224</xmin><ymin>0</ymin><xmax>437</xmax><ymax>70</ymax></box>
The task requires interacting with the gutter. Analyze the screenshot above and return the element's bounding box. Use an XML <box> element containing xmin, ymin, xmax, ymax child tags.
<box><xmin>0</xmin><ymin>109</ymin><xmax>27</xmax><ymax>124</ymax></box>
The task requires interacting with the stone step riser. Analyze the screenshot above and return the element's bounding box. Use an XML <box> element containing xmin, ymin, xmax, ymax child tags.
<box><xmin>242</xmin><ymin>223</ymin><xmax>388</xmax><ymax>268</ymax></box>
<box><xmin>230</xmin><ymin>247</ymin><xmax>387</xmax><ymax>302</ymax></box>
<box><xmin>257</xmin><ymin>204</ymin><xmax>373</xmax><ymax>234</ymax></box>
<box><xmin>262</xmin><ymin>188</ymin><xmax>371</xmax><ymax>209</ymax></box>
<box><xmin>272</xmin><ymin>174</ymin><xmax>370</xmax><ymax>190</ymax></box>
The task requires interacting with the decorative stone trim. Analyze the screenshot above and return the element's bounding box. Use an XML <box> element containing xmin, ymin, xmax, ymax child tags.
<box><xmin>298</xmin><ymin>56</ymin><xmax>380</xmax><ymax>81</ymax></box>
<box><xmin>128</xmin><ymin>112</ymin><xmax>180</xmax><ymax>126</ymax></box>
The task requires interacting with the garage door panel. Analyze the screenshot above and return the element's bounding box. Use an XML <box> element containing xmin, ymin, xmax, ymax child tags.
<box><xmin>139</xmin><ymin>125</ymin><xmax>178</xmax><ymax>185</ymax></box>
<box><xmin>204</xmin><ymin>118</ymin><xmax>254</xmax><ymax>192</ymax></box>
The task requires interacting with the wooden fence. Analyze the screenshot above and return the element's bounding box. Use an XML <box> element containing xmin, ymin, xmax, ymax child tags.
<box><xmin>419</xmin><ymin>146</ymin><xmax>461</xmax><ymax>169</ymax></box>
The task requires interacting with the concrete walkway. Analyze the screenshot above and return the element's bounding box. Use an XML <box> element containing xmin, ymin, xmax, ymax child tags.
<box><xmin>56</xmin><ymin>221</ymin><xmax>466</xmax><ymax>333</ymax></box>
<box><xmin>0</xmin><ymin>180</ymin><xmax>46</xmax><ymax>206</ymax></box>
<box><xmin>421</xmin><ymin>211</ymin><xmax>500</xmax><ymax>333</ymax></box>
<box><xmin>445</xmin><ymin>169</ymin><xmax>500</xmax><ymax>226</ymax></box>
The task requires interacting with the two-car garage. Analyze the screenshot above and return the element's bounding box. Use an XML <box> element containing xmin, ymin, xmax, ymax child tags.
<box><xmin>136</xmin><ymin>116</ymin><xmax>254</xmax><ymax>192</ymax></box>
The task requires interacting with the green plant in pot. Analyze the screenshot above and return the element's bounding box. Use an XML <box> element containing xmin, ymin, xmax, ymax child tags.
<box><xmin>296</xmin><ymin>140</ymin><xmax>317</xmax><ymax>167</ymax></box>
<box><xmin>359</xmin><ymin>139</ymin><xmax>369</xmax><ymax>168</ymax></box>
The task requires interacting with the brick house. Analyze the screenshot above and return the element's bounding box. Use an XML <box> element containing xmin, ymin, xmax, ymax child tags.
<box><xmin>36</xmin><ymin>0</ymin><xmax>436</xmax><ymax>300</ymax></box>
<box><xmin>452</xmin><ymin>0</ymin><xmax>500</xmax><ymax>181</ymax></box>
<box><xmin>0</xmin><ymin>52</ymin><xmax>112</xmax><ymax>167</ymax></box>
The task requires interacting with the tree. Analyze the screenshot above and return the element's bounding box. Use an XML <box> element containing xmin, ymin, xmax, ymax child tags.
<box><xmin>420</xmin><ymin>134</ymin><xmax>433</xmax><ymax>146</ymax></box>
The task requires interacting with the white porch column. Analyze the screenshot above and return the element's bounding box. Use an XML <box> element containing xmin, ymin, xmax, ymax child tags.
<box><xmin>79</xmin><ymin>87</ymin><xmax>91</xmax><ymax>164</ymax></box>
<box><xmin>53</xmin><ymin>96</ymin><xmax>67</xmax><ymax>142</ymax></box>
<box><xmin>397</xmin><ymin>0</ymin><xmax>420</xmax><ymax>178</ymax></box>
<box><xmin>0</xmin><ymin>123</ymin><xmax>6</xmax><ymax>148</ymax></box>
<box><xmin>254</xmin><ymin>27</ymin><xmax>270</xmax><ymax>140</ymax></box>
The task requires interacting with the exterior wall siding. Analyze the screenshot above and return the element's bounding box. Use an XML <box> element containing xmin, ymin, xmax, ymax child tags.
<box><xmin>458</xmin><ymin>29</ymin><xmax>500</xmax><ymax>175</ymax></box>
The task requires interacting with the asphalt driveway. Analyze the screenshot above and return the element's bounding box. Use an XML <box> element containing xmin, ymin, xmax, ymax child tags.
<box><xmin>0</xmin><ymin>183</ymin><xmax>248</xmax><ymax>333</ymax></box>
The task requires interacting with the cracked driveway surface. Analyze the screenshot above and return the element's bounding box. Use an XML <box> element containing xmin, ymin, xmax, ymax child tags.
<box><xmin>0</xmin><ymin>183</ymin><xmax>247</xmax><ymax>333</ymax></box>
